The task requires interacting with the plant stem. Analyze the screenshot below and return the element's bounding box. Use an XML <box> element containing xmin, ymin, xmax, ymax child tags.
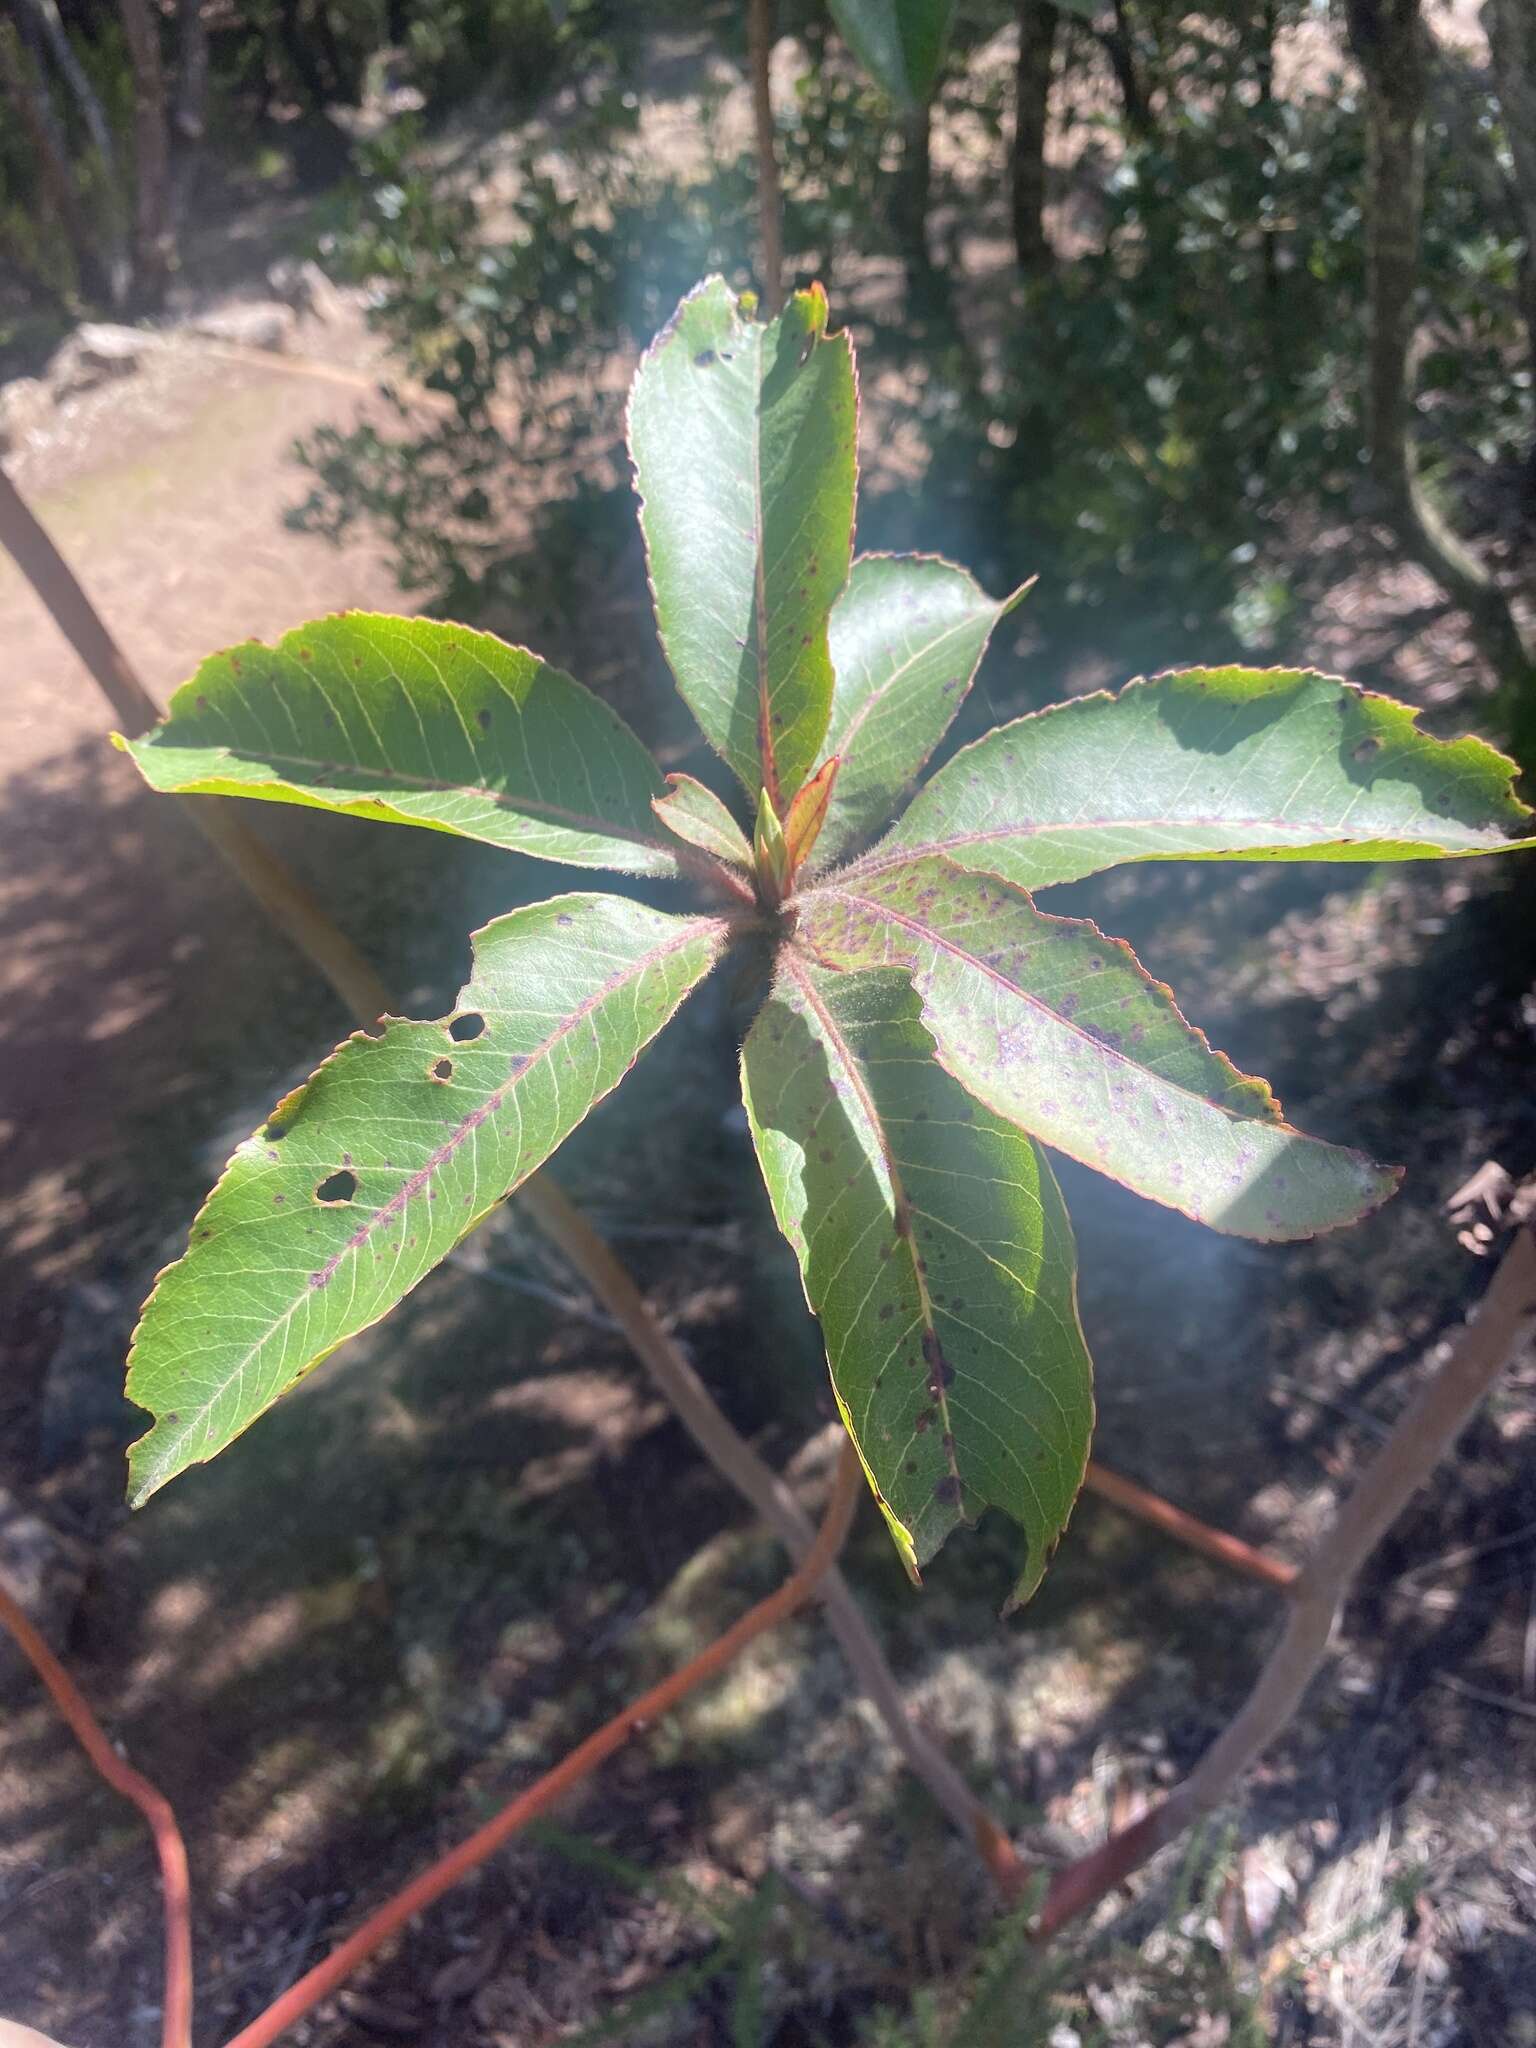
<box><xmin>1081</xmin><ymin>1462</ymin><xmax>1297</xmax><ymax>1593</ymax></box>
<box><xmin>220</xmin><ymin>1444</ymin><xmax>863</xmax><ymax>2048</ymax></box>
<box><xmin>747</xmin><ymin>0</ymin><xmax>785</xmax><ymax>314</ymax></box>
<box><xmin>1033</xmin><ymin>1222</ymin><xmax>1536</xmax><ymax>1937</ymax></box>
<box><xmin>0</xmin><ymin>1580</ymin><xmax>192</xmax><ymax>2048</ymax></box>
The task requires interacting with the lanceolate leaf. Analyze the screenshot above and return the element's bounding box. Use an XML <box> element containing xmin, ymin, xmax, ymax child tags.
<box><xmin>628</xmin><ymin>278</ymin><xmax>857</xmax><ymax>807</ymax></box>
<box><xmin>817</xmin><ymin>555</ymin><xmax>1028</xmax><ymax>866</ymax></box>
<box><xmin>783</xmin><ymin>754</ymin><xmax>840</xmax><ymax>869</ymax></box>
<box><xmin>827</xmin><ymin>0</ymin><xmax>955</xmax><ymax>108</ymax></box>
<box><xmin>802</xmin><ymin>858</ymin><xmax>1399</xmax><ymax>1240</ymax></box>
<box><xmin>877</xmin><ymin>666</ymin><xmax>1536</xmax><ymax>890</ymax></box>
<box><xmin>121</xmin><ymin>614</ymin><xmax>681</xmax><ymax>876</ymax></box>
<box><xmin>653</xmin><ymin>773</ymin><xmax>753</xmax><ymax>869</ymax></box>
<box><xmin>125</xmin><ymin>896</ymin><xmax>725</xmax><ymax>1505</ymax></box>
<box><xmin>742</xmin><ymin>960</ymin><xmax>1092</xmax><ymax>1604</ymax></box>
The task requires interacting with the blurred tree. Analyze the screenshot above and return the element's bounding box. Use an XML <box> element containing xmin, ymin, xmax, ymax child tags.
<box><xmin>1012</xmin><ymin>0</ymin><xmax>1058</xmax><ymax>272</ymax></box>
<box><xmin>117</xmin><ymin>0</ymin><xmax>175</xmax><ymax>303</ymax></box>
<box><xmin>826</xmin><ymin>0</ymin><xmax>954</xmax><ymax>295</ymax></box>
<box><xmin>0</xmin><ymin>4</ymin><xmax>115</xmax><ymax>303</ymax></box>
<box><xmin>1093</xmin><ymin>0</ymin><xmax>1151</xmax><ymax>138</ymax></box>
<box><xmin>1345</xmin><ymin>0</ymin><xmax>1535</xmax><ymax>742</ymax></box>
<box><xmin>173</xmin><ymin>0</ymin><xmax>208</xmax><ymax>221</ymax></box>
<box><xmin>19</xmin><ymin>0</ymin><xmax>127</xmax><ymax>293</ymax></box>
<box><xmin>1483</xmin><ymin>0</ymin><xmax>1536</xmax><ymax>393</ymax></box>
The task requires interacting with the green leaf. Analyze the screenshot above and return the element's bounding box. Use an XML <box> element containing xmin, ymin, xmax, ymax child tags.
<box><xmin>652</xmin><ymin>773</ymin><xmax>753</xmax><ymax>869</ymax></box>
<box><xmin>801</xmin><ymin>857</ymin><xmax>1400</xmax><ymax>1239</ymax></box>
<box><xmin>125</xmin><ymin>895</ymin><xmax>725</xmax><ymax>1504</ymax></box>
<box><xmin>827</xmin><ymin>0</ymin><xmax>955</xmax><ymax>108</ymax></box>
<box><xmin>877</xmin><ymin>667</ymin><xmax>1536</xmax><ymax>890</ymax></box>
<box><xmin>816</xmin><ymin>555</ymin><xmax>1028</xmax><ymax>866</ymax></box>
<box><xmin>120</xmin><ymin>613</ymin><xmax>679</xmax><ymax>877</ymax></box>
<box><xmin>628</xmin><ymin>278</ymin><xmax>857</xmax><ymax>807</ymax></box>
<box><xmin>742</xmin><ymin>959</ymin><xmax>1092</xmax><ymax>1605</ymax></box>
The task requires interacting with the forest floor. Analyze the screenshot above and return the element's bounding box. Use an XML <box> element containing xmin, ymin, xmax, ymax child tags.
<box><xmin>2</xmin><ymin>27</ymin><xmax>1536</xmax><ymax>2048</ymax></box>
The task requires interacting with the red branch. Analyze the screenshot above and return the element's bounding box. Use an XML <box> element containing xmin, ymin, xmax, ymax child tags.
<box><xmin>0</xmin><ymin>1449</ymin><xmax>862</xmax><ymax>2048</ymax></box>
<box><xmin>1083</xmin><ymin>1460</ymin><xmax>1297</xmax><ymax>1593</ymax></box>
<box><xmin>0</xmin><ymin>1581</ymin><xmax>193</xmax><ymax>2048</ymax></box>
<box><xmin>219</xmin><ymin>1442</ymin><xmax>863</xmax><ymax>2048</ymax></box>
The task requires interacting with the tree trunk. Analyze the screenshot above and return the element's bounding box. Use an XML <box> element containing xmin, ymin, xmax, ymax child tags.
<box><xmin>17</xmin><ymin>0</ymin><xmax>129</xmax><ymax>302</ymax></box>
<box><xmin>1345</xmin><ymin>0</ymin><xmax>1536</xmax><ymax>749</ymax></box>
<box><xmin>1013</xmin><ymin>0</ymin><xmax>1059</xmax><ymax>273</ymax></box>
<box><xmin>0</xmin><ymin>15</ymin><xmax>112</xmax><ymax>304</ymax></box>
<box><xmin>116</xmin><ymin>0</ymin><xmax>176</xmax><ymax>305</ymax></box>
<box><xmin>1096</xmin><ymin>0</ymin><xmax>1152</xmax><ymax>139</ymax></box>
<box><xmin>311</xmin><ymin>2</ymin><xmax>357</xmax><ymax>104</ymax></box>
<box><xmin>893</xmin><ymin>100</ymin><xmax>943</xmax><ymax>309</ymax></box>
<box><xmin>1483</xmin><ymin>0</ymin><xmax>1536</xmax><ymax>408</ymax></box>
<box><xmin>276</xmin><ymin>0</ymin><xmax>332</xmax><ymax>108</ymax></box>
<box><xmin>173</xmin><ymin>0</ymin><xmax>209</xmax><ymax>224</ymax></box>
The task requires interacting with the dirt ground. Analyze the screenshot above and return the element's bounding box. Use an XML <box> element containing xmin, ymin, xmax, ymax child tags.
<box><xmin>3</xmin><ymin>39</ymin><xmax>1536</xmax><ymax>2048</ymax></box>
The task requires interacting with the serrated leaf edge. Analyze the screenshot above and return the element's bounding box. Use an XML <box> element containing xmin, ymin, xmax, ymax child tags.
<box><xmin>853</xmin><ymin>663</ymin><xmax>1536</xmax><ymax>879</ymax></box>
<box><xmin>798</xmin><ymin>857</ymin><xmax>1405</xmax><ymax>1240</ymax></box>
<box><xmin>124</xmin><ymin>897</ymin><xmax>727</xmax><ymax>1505</ymax></box>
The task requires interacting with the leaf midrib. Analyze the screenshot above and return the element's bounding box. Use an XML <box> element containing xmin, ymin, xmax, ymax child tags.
<box><xmin>163</xmin><ymin>739</ymin><xmax>670</xmax><ymax>852</ymax></box>
<box><xmin>782</xmin><ymin>951</ymin><xmax>964</xmax><ymax>1496</ymax></box>
<box><xmin>749</xmin><ymin>326</ymin><xmax>780</xmax><ymax>809</ymax></box>
<box><xmin>825</xmin><ymin>603</ymin><xmax>990</xmax><ymax>772</ymax></box>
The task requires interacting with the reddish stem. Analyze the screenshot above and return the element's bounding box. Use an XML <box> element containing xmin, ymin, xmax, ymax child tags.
<box><xmin>0</xmin><ymin>1581</ymin><xmax>193</xmax><ymax>2048</ymax></box>
<box><xmin>1082</xmin><ymin>1460</ymin><xmax>1297</xmax><ymax>1593</ymax></box>
<box><xmin>220</xmin><ymin>1444</ymin><xmax>862</xmax><ymax>2048</ymax></box>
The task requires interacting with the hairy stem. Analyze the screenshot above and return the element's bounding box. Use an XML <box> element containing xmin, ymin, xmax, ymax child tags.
<box><xmin>1033</xmin><ymin>1223</ymin><xmax>1536</xmax><ymax>1936</ymax></box>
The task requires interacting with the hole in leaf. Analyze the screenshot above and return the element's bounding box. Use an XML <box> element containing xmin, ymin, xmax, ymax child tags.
<box><xmin>431</xmin><ymin>1057</ymin><xmax>453</xmax><ymax>1082</ymax></box>
<box><xmin>448</xmin><ymin>1013</ymin><xmax>486</xmax><ymax>1042</ymax></box>
<box><xmin>315</xmin><ymin>1169</ymin><xmax>358</xmax><ymax>1205</ymax></box>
